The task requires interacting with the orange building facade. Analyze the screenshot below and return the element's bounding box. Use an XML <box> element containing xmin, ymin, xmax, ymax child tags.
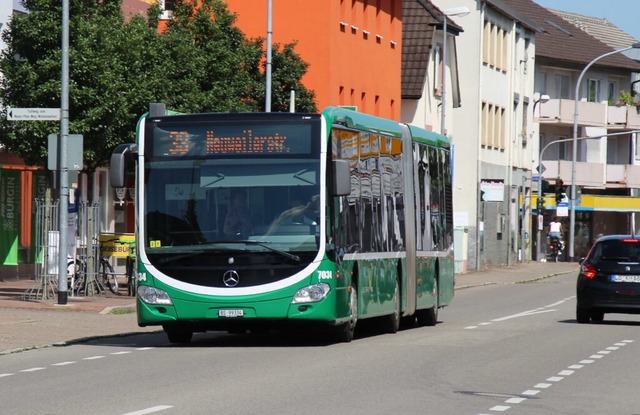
<box><xmin>226</xmin><ymin>0</ymin><xmax>402</xmax><ymax>120</ymax></box>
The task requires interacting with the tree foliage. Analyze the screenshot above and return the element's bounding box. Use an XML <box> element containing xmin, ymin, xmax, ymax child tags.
<box><xmin>0</xmin><ymin>0</ymin><xmax>317</xmax><ymax>170</ymax></box>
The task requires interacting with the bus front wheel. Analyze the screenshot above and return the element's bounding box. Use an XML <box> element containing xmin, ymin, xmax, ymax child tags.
<box><xmin>337</xmin><ymin>285</ymin><xmax>358</xmax><ymax>343</ymax></box>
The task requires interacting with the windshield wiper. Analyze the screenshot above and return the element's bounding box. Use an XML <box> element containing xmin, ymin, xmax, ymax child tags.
<box><xmin>219</xmin><ymin>240</ymin><xmax>300</xmax><ymax>262</ymax></box>
<box><xmin>156</xmin><ymin>240</ymin><xmax>300</xmax><ymax>264</ymax></box>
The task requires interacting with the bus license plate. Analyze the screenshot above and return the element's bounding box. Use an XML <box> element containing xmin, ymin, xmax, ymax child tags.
<box><xmin>219</xmin><ymin>309</ymin><xmax>244</xmax><ymax>318</ymax></box>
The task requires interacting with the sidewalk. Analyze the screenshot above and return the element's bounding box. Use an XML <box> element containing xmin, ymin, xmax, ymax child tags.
<box><xmin>0</xmin><ymin>261</ymin><xmax>578</xmax><ymax>355</ymax></box>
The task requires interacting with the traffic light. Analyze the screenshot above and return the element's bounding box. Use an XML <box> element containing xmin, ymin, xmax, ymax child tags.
<box><xmin>555</xmin><ymin>179</ymin><xmax>565</xmax><ymax>203</ymax></box>
<box><xmin>541</xmin><ymin>179</ymin><xmax>550</xmax><ymax>193</ymax></box>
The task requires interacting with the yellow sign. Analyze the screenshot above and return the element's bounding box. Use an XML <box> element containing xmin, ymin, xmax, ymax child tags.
<box><xmin>99</xmin><ymin>233</ymin><xmax>135</xmax><ymax>258</ymax></box>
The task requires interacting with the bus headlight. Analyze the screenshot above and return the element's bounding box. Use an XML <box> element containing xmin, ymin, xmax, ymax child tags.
<box><xmin>138</xmin><ymin>286</ymin><xmax>173</xmax><ymax>305</ymax></box>
<box><xmin>291</xmin><ymin>283</ymin><xmax>330</xmax><ymax>304</ymax></box>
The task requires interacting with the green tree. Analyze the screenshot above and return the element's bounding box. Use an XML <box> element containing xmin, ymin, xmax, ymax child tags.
<box><xmin>0</xmin><ymin>0</ymin><xmax>316</xmax><ymax>173</ymax></box>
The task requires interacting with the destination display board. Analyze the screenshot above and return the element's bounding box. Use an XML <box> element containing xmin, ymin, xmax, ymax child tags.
<box><xmin>150</xmin><ymin>122</ymin><xmax>313</xmax><ymax>157</ymax></box>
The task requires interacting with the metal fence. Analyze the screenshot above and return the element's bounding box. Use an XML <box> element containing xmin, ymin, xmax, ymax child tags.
<box><xmin>23</xmin><ymin>200</ymin><xmax>101</xmax><ymax>300</ymax></box>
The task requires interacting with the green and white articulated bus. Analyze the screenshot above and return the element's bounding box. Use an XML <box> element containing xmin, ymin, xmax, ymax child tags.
<box><xmin>110</xmin><ymin>105</ymin><xmax>454</xmax><ymax>343</ymax></box>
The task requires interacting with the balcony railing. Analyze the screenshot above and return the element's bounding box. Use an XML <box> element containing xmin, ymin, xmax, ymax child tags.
<box><xmin>537</xmin><ymin>99</ymin><xmax>640</xmax><ymax>129</ymax></box>
<box><xmin>540</xmin><ymin>160</ymin><xmax>640</xmax><ymax>188</ymax></box>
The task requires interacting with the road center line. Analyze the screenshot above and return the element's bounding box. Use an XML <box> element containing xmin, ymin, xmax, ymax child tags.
<box><xmin>491</xmin><ymin>308</ymin><xmax>556</xmax><ymax>322</ymax></box>
<box><xmin>121</xmin><ymin>405</ymin><xmax>173</xmax><ymax>415</ymax></box>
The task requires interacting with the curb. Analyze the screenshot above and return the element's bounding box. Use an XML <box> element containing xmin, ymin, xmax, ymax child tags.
<box><xmin>99</xmin><ymin>303</ymin><xmax>136</xmax><ymax>315</ymax></box>
<box><xmin>455</xmin><ymin>266</ymin><xmax>578</xmax><ymax>290</ymax></box>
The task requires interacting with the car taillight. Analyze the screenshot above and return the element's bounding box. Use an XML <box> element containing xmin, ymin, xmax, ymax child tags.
<box><xmin>622</xmin><ymin>239</ymin><xmax>640</xmax><ymax>243</ymax></box>
<box><xmin>581</xmin><ymin>263</ymin><xmax>596</xmax><ymax>279</ymax></box>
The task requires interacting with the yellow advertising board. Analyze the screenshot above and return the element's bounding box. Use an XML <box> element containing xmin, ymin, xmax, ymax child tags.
<box><xmin>99</xmin><ymin>233</ymin><xmax>135</xmax><ymax>258</ymax></box>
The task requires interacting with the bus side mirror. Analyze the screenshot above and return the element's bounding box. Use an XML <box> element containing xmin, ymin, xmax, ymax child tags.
<box><xmin>110</xmin><ymin>143</ymin><xmax>137</xmax><ymax>188</ymax></box>
<box><xmin>332</xmin><ymin>159</ymin><xmax>351</xmax><ymax>196</ymax></box>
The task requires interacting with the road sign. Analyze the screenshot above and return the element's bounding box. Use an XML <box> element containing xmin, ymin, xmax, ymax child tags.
<box><xmin>7</xmin><ymin>107</ymin><xmax>61</xmax><ymax>121</ymax></box>
<box><xmin>556</xmin><ymin>202</ymin><xmax>569</xmax><ymax>217</ymax></box>
<box><xmin>47</xmin><ymin>134</ymin><xmax>83</xmax><ymax>171</ymax></box>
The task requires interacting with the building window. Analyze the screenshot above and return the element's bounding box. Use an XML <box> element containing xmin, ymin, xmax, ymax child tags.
<box><xmin>557</xmin><ymin>136</ymin><xmax>567</xmax><ymax>160</ymax></box>
<box><xmin>434</xmin><ymin>44</ymin><xmax>443</xmax><ymax>96</ymax></box>
<box><xmin>608</xmin><ymin>81</ymin><xmax>617</xmax><ymax>103</ymax></box>
<box><xmin>587</xmin><ymin>79</ymin><xmax>601</xmax><ymax>102</ymax></box>
<box><xmin>482</xmin><ymin>19</ymin><xmax>508</xmax><ymax>73</ymax></box>
<box><xmin>555</xmin><ymin>74</ymin><xmax>570</xmax><ymax>99</ymax></box>
<box><xmin>159</xmin><ymin>0</ymin><xmax>175</xmax><ymax>19</ymax></box>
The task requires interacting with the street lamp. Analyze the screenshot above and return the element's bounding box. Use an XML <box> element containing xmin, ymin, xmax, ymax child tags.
<box><xmin>533</xmin><ymin>93</ymin><xmax>549</xmax><ymax>261</ymax></box>
<box><xmin>441</xmin><ymin>6</ymin><xmax>469</xmax><ymax>136</ymax></box>
<box><xmin>265</xmin><ymin>0</ymin><xmax>273</xmax><ymax>112</ymax></box>
<box><xmin>569</xmin><ymin>42</ymin><xmax>640</xmax><ymax>260</ymax></box>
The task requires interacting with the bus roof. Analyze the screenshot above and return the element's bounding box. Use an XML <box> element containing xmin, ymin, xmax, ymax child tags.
<box><xmin>322</xmin><ymin>106</ymin><xmax>450</xmax><ymax>149</ymax></box>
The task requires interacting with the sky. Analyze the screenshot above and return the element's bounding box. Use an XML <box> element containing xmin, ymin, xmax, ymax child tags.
<box><xmin>533</xmin><ymin>0</ymin><xmax>640</xmax><ymax>41</ymax></box>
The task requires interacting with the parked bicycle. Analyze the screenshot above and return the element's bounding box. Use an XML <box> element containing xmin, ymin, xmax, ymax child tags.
<box><xmin>67</xmin><ymin>253</ymin><xmax>118</xmax><ymax>294</ymax></box>
<box><xmin>67</xmin><ymin>236</ymin><xmax>136</xmax><ymax>295</ymax></box>
<box><xmin>99</xmin><ymin>236</ymin><xmax>136</xmax><ymax>296</ymax></box>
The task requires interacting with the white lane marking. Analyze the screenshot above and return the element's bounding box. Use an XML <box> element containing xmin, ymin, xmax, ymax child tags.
<box><xmin>121</xmin><ymin>405</ymin><xmax>173</xmax><ymax>415</ymax></box>
<box><xmin>491</xmin><ymin>308</ymin><xmax>557</xmax><ymax>322</ymax></box>
<box><xmin>589</xmin><ymin>354</ymin><xmax>604</xmax><ymax>359</ymax></box>
<box><xmin>20</xmin><ymin>367</ymin><xmax>46</xmax><ymax>372</ymax></box>
<box><xmin>479</xmin><ymin>339</ymin><xmax>635</xmax><ymax>415</ymax></box>
<box><xmin>580</xmin><ymin>359</ymin><xmax>595</xmax><ymax>364</ymax></box>
<box><xmin>51</xmin><ymin>361</ymin><xmax>76</xmax><ymax>366</ymax></box>
<box><xmin>469</xmin><ymin>296</ymin><xmax>577</xmax><ymax>330</ymax></box>
<box><xmin>1</xmin><ymin>347</ymin><xmax>156</xmax><ymax>382</ymax></box>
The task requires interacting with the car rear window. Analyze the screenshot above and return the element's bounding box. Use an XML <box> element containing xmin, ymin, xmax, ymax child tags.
<box><xmin>590</xmin><ymin>239</ymin><xmax>640</xmax><ymax>262</ymax></box>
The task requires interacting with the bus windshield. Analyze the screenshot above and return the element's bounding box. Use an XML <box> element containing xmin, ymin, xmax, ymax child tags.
<box><xmin>141</xmin><ymin>116</ymin><xmax>322</xmax><ymax>264</ymax></box>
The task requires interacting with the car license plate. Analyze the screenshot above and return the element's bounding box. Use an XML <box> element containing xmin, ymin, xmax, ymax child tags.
<box><xmin>611</xmin><ymin>275</ymin><xmax>640</xmax><ymax>283</ymax></box>
<box><xmin>218</xmin><ymin>309</ymin><xmax>244</xmax><ymax>318</ymax></box>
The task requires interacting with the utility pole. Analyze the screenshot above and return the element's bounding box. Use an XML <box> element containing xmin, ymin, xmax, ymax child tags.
<box><xmin>57</xmin><ymin>0</ymin><xmax>70</xmax><ymax>304</ymax></box>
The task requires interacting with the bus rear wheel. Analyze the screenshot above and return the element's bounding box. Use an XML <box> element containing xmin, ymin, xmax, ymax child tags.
<box><xmin>384</xmin><ymin>278</ymin><xmax>401</xmax><ymax>334</ymax></box>
<box><xmin>417</xmin><ymin>278</ymin><xmax>438</xmax><ymax>327</ymax></box>
<box><xmin>163</xmin><ymin>325</ymin><xmax>193</xmax><ymax>344</ymax></box>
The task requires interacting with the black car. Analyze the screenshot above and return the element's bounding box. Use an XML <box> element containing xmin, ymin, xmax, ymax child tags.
<box><xmin>576</xmin><ymin>235</ymin><xmax>640</xmax><ymax>323</ymax></box>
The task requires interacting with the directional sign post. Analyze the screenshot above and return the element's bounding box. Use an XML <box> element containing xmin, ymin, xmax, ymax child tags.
<box><xmin>7</xmin><ymin>107</ymin><xmax>61</xmax><ymax>121</ymax></box>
